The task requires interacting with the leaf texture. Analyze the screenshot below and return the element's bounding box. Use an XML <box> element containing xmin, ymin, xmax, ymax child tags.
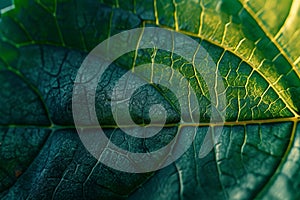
<box><xmin>0</xmin><ymin>0</ymin><xmax>300</xmax><ymax>199</ymax></box>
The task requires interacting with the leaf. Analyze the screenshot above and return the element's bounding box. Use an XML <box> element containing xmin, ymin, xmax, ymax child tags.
<box><xmin>0</xmin><ymin>0</ymin><xmax>12</xmax><ymax>10</ymax></box>
<box><xmin>0</xmin><ymin>0</ymin><xmax>300</xmax><ymax>199</ymax></box>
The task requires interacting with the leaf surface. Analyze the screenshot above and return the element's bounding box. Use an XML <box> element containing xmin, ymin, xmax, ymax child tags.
<box><xmin>0</xmin><ymin>0</ymin><xmax>300</xmax><ymax>199</ymax></box>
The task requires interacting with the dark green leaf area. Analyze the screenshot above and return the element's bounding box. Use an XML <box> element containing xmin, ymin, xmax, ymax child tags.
<box><xmin>130</xmin><ymin>122</ymin><xmax>292</xmax><ymax>200</ymax></box>
<box><xmin>0</xmin><ymin>128</ymin><xmax>50</xmax><ymax>193</ymax></box>
<box><xmin>0</xmin><ymin>129</ymin><xmax>153</xmax><ymax>200</ymax></box>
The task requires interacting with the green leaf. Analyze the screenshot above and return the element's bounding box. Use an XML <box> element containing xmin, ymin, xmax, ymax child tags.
<box><xmin>0</xmin><ymin>0</ymin><xmax>300</xmax><ymax>199</ymax></box>
<box><xmin>0</xmin><ymin>0</ymin><xmax>12</xmax><ymax>10</ymax></box>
